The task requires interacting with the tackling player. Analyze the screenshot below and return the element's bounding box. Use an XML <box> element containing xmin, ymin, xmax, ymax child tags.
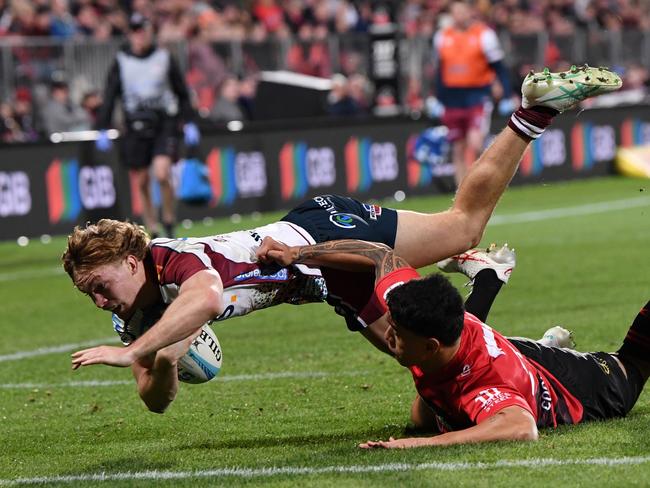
<box><xmin>65</xmin><ymin>66</ymin><xmax>621</xmax><ymax>412</ymax></box>
<box><xmin>256</xmin><ymin>237</ymin><xmax>648</xmax><ymax>447</ymax></box>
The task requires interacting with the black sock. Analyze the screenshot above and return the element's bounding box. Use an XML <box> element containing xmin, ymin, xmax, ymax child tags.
<box><xmin>464</xmin><ymin>269</ymin><xmax>504</xmax><ymax>322</ymax></box>
<box><xmin>617</xmin><ymin>300</ymin><xmax>650</xmax><ymax>362</ymax></box>
<box><xmin>164</xmin><ymin>222</ymin><xmax>175</xmax><ymax>238</ymax></box>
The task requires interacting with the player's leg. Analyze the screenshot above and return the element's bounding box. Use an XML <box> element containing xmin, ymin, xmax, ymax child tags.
<box><xmin>131</xmin><ymin>167</ymin><xmax>158</xmax><ymax>234</ymax></box>
<box><xmin>438</xmin><ymin>243</ymin><xmax>516</xmax><ymax>322</ymax></box>
<box><xmin>395</xmin><ymin>127</ymin><xmax>528</xmax><ymax>268</ymax></box>
<box><xmin>616</xmin><ymin>301</ymin><xmax>650</xmax><ymax>382</ymax></box>
<box><xmin>152</xmin><ymin>154</ymin><xmax>175</xmax><ymax>238</ymax></box>
<box><xmin>153</xmin><ymin>119</ymin><xmax>180</xmax><ymax>238</ymax></box>
<box><xmin>452</xmin><ymin>138</ymin><xmax>468</xmax><ymax>187</ymax></box>
<box><xmin>394</xmin><ymin>66</ymin><xmax>622</xmax><ymax>269</ymax></box>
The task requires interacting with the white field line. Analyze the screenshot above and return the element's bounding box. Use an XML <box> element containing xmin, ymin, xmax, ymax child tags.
<box><xmin>0</xmin><ymin>371</ymin><xmax>365</xmax><ymax>389</ymax></box>
<box><xmin>0</xmin><ymin>267</ymin><xmax>64</xmax><ymax>282</ymax></box>
<box><xmin>0</xmin><ymin>337</ymin><xmax>120</xmax><ymax>363</ymax></box>
<box><xmin>1</xmin><ymin>196</ymin><xmax>649</xmax><ymax>285</ymax></box>
<box><xmin>1</xmin><ymin>456</ymin><xmax>649</xmax><ymax>486</ymax></box>
<box><xmin>488</xmin><ymin>196</ymin><xmax>650</xmax><ymax>226</ymax></box>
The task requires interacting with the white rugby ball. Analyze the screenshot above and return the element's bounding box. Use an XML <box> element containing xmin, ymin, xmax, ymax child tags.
<box><xmin>177</xmin><ymin>324</ymin><xmax>223</xmax><ymax>384</ymax></box>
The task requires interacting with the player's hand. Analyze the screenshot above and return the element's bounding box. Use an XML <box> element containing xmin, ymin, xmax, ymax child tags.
<box><xmin>71</xmin><ymin>345</ymin><xmax>137</xmax><ymax>369</ymax></box>
<box><xmin>255</xmin><ymin>236</ymin><xmax>296</xmax><ymax>266</ymax></box>
<box><xmin>358</xmin><ymin>436</ymin><xmax>431</xmax><ymax>449</ymax></box>
<box><xmin>425</xmin><ymin>96</ymin><xmax>445</xmax><ymax>119</ymax></box>
<box><xmin>183</xmin><ymin>122</ymin><xmax>200</xmax><ymax>146</ymax></box>
<box><xmin>95</xmin><ymin>129</ymin><xmax>112</xmax><ymax>152</ymax></box>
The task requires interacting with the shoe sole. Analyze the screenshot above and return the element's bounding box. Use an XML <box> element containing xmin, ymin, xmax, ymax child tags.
<box><xmin>522</xmin><ymin>65</ymin><xmax>622</xmax><ymax>111</ymax></box>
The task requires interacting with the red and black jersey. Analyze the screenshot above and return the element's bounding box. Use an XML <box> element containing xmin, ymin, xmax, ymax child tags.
<box><xmin>411</xmin><ymin>313</ymin><xmax>584</xmax><ymax>431</ymax></box>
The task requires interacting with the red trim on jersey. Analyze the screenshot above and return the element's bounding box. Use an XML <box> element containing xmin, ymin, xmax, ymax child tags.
<box><xmin>358</xmin><ymin>267</ymin><xmax>420</xmax><ymax>325</ymax></box>
<box><xmin>375</xmin><ymin>267</ymin><xmax>421</xmax><ymax>309</ymax></box>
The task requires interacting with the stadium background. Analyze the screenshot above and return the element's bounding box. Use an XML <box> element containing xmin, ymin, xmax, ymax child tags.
<box><xmin>1</xmin><ymin>0</ymin><xmax>650</xmax><ymax>240</ymax></box>
<box><xmin>2</xmin><ymin>2</ymin><xmax>650</xmax><ymax>486</ymax></box>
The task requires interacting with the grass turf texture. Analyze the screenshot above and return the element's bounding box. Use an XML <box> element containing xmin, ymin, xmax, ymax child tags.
<box><xmin>1</xmin><ymin>175</ymin><xmax>649</xmax><ymax>487</ymax></box>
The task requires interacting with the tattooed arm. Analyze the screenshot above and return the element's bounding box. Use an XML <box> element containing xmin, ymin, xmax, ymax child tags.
<box><xmin>256</xmin><ymin>238</ymin><xmax>411</xmax><ymax>282</ymax></box>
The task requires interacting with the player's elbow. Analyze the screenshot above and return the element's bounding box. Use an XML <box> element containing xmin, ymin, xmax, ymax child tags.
<box><xmin>513</xmin><ymin>424</ymin><xmax>539</xmax><ymax>442</ymax></box>
<box><xmin>201</xmin><ymin>287</ymin><xmax>224</xmax><ymax>319</ymax></box>
<box><xmin>141</xmin><ymin>393</ymin><xmax>175</xmax><ymax>414</ymax></box>
<box><xmin>510</xmin><ymin>414</ymin><xmax>539</xmax><ymax>442</ymax></box>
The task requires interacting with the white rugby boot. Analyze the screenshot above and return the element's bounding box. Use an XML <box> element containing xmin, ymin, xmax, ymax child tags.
<box><xmin>436</xmin><ymin>243</ymin><xmax>516</xmax><ymax>285</ymax></box>
<box><xmin>538</xmin><ymin>326</ymin><xmax>576</xmax><ymax>349</ymax></box>
<box><xmin>521</xmin><ymin>64</ymin><xmax>622</xmax><ymax>112</ymax></box>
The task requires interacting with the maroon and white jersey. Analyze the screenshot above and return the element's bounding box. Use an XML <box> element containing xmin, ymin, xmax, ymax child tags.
<box><xmin>411</xmin><ymin>313</ymin><xmax>584</xmax><ymax>431</ymax></box>
<box><xmin>152</xmin><ymin>221</ymin><xmax>325</xmax><ymax>318</ymax></box>
<box><xmin>113</xmin><ymin>222</ymin><xmax>325</xmax><ymax>344</ymax></box>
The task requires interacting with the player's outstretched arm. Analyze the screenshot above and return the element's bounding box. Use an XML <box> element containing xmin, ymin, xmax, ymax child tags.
<box><xmin>359</xmin><ymin>405</ymin><xmax>537</xmax><ymax>449</ymax></box>
<box><xmin>72</xmin><ymin>270</ymin><xmax>224</xmax><ymax>369</ymax></box>
<box><xmin>131</xmin><ymin>331</ymin><xmax>201</xmax><ymax>413</ymax></box>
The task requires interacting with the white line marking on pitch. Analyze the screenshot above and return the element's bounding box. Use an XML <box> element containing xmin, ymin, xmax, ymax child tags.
<box><xmin>0</xmin><ymin>267</ymin><xmax>64</xmax><ymax>282</ymax></box>
<box><xmin>1</xmin><ymin>196</ymin><xmax>648</xmax><ymax>285</ymax></box>
<box><xmin>489</xmin><ymin>196</ymin><xmax>650</xmax><ymax>226</ymax></box>
<box><xmin>0</xmin><ymin>337</ymin><xmax>119</xmax><ymax>363</ymax></box>
<box><xmin>0</xmin><ymin>371</ymin><xmax>366</xmax><ymax>389</ymax></box>
<box><xmin>1</xmin><ymin>456</ymin><xmax>649</xmax><ymax>485</ymax></box>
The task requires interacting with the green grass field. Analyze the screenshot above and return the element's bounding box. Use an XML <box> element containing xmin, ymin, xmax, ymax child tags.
<box><xmin>1</xmin><ymin>175</ymin><xmax>650</xmax><ymax>487</ymax></box>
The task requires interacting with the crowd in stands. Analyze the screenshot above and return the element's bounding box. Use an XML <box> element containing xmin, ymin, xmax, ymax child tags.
<box><xmin>1</xmin><ymin>0</ymin><xmax>650</xmax><ymax>142</ymax></box>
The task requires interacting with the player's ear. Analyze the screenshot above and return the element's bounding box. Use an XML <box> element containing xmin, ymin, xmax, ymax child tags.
<box><xmin>125</xmin><ymin>254</ymin><xmax>139</xmax><ymax>274</ymax></box>
<box><xmin>425</xmin><ymin>337</ymin><xmax>441</xmax><ymax>354</ymax></box>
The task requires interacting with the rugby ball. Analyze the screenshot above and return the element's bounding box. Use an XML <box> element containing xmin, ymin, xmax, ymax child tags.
<box><xmin>177</xmin><ymin>324</ymin><xmax>223</xmax><ymax>384</ymax></box>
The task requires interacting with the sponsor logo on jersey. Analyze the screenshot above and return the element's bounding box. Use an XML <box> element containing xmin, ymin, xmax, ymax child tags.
<box><xmin>312</xmin><ymin>196</ymin><xmax>369</xmax><ymax>229</ymax></box>
<box><xmin>596</xmin><ymin>357</ymin><xmax>611</xmax><ymax>375</ymax></box>
<box><xmin>329</xmin><ymin>212</ymin><xmax>368</xmax><ymax>229</ymax></box>
<box><xmin>461</xmin><ymin>364</ymin><xmax>471</xmax><ymax>377</ymax></box>
<box><xmin>474</xmin><ymin>387</ymin><xmax>512</xmax><ymax>413</ymax></box>
<box><xmin>362</xmin><ymin>203</ymin><xmax>382</xmax><ymax>220</ymax></box>
<box><xmin>233</xmin><ymin>267</ymin><xmax>289</xmax><ymax>282</ymax></box>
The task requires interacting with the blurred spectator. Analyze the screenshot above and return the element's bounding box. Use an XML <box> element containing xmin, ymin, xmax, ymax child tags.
<box><xmin>50</xmin><ymin>0</ymin><xmax>77</xmax><ymax>39</ymax></box>
<box><xmin>80</xmin><ymin>89</ymin><xmax>102</xmax><ymax>124</ymax></box>
<box><xmin>13</xmin><ymin>86</ymin><xmax>39</xmax><ymax>140</ymax></box>
<box><xmin>347</xmin><ymin>73</ymin><xmax>372</xmax><ymax>114</ymax></box>
<box><xmin>185</xmin><ymin>42</ymin><xmax>228</xmax><ymax>116</ymax></box>
<box><xmin>252</xmin><ymin>0</ymin><xmax>284</xmax><ymax>34</ymax></box>
<box><xmin>41</xmin><ymin>79</ymin><xmax>91</xmax><ymax>134</ymax></box>
<box><xmin>286</xmin><ymin>24</ymin><xmax>331</xmax><ymax>78</ymax></box>
<box><xmin>0</xmin><ymin>87</ymin><xmax>39</xmax><ymax>142</ymax></box>
<box><xmin>210</xmin><ymin>76</ymin><xmax>245</xmax><ymax>122</ymax></box>
<box><xmin>237</xmin><ymin>75</ymin><xmax>258</xmax><ymax>120</ymax></box>
<box><xmin>327</xmin><ymin>73</ymin><xmax>359</xmax><ymax>116</ymax></box>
